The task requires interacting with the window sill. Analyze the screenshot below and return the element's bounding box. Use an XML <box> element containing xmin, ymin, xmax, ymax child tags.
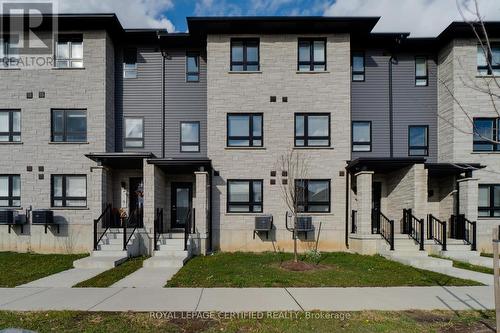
<box><xmin>296</xmin><ymin>71</ymin><xmax>330</xmax><ymax>74</ymax></box>
<box><xmin>293</xmin><ymin>146</ymin><xmax>334</xmax><ymax>150</ymax></box>
<box><xmin>0</xmin><ymin>67</ymin><xmax>21</xmax><ymax>71</ymax></box>
<box><xmin>51</xmin><ymin>207</ymin><xmax>89</xmax><ymax>211</ymax></box>
<box><xmin>225</xmin><ymin>147</ymin><xmax>266</xmax><ymax>150</ymax></box>
<box><xmin>52</xmin><ymin>67</ymin><xmax>86</xmax><ymax>70</ymax></box>
<box><xmin>228</xmin><ymin>71</ymin><xmax>262</xmax><ymax>74</ymax></box>
<box><xmin>0</xmin><ymin>207</ymin><xmax>23</xmax><ymax>211</ymax></box>
<box><xmin>471</xmin><ymin>151</ymin><xmax>500</xmax><ymax>154</ymax></box>
<box><xmin>49</xmin><ymin>142</ymin><xmax>89</xmax><ymax>145</ymax></box>
<box><xmin>476</xmin><ymin>74</ymin><xmax>498</xmax><ymax>78</ymax></box>
<box><xmin>0</xmin><ymin>142</ymin><xmax>23</xmax><ymax>145</ymax></box>
<box><xmin>225</xmin><ymin>213</ymin><xmax>265</xmax><ymax>216</ymax></box>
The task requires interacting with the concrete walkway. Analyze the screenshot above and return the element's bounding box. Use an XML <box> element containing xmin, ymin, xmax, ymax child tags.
<box><xmin>0</xmin><ymin>286</ymin><xmax>493</xmax><ymax>312</ymax></box>
<box><xmin>111</xmin><ymin>267</ymin><xmax>179</xmax><ymax>288</ymax></box>
<box><xmin>17</xmin><ymin>268</ymin><xmax>108</xmax><ymax>288</ymax></box>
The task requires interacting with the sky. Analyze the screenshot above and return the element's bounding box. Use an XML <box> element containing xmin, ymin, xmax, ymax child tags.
<box><xmin>14</xmin><ymin>0</ymin><xmax>500</xmax><ymax>36</ymax></box>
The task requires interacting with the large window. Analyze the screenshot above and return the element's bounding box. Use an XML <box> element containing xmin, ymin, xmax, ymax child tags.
<box><xmin>295</xmin><ymin>179</ymin><xmax>330</xmax><ymax>213</ymax></box>
<box><xmin>415</xmin><ymin>57</ymin><xmax>428</xmax><ymax>86</ymax></box>
<box><xmin>0</xmin><ymin>35</ymin><xmax>19</xmax><ymax>68</ymax></box>
<box><xmin>352</xmin><ymin>121</ymin><xmax>371</xmax><ymax>152</ymax></box>
<box><xmin>55</xmin><ymin>35</ymin><xmax>83</xmax><ymax>68</ymax></box>
<box><xmin>477</xmin><ymin>44</ymin><xmax>500</xmax><ymax>75</ymax></box>
<box><xmin>479</xmin><ymin>184</ymin><xmax>500</xmax><ymax>217</ymax></box>
<box><xmin>230</xmin><ymin>39</ymin><xmax>259</xmax><ymax>71</ymax></box>
<box><xmin>473</xmin><ymin>118</ymin><xmax>500</xmax><ymax>151</ymax></box>
<box><xmin>227</xmin><ymin>180</ymin><xmax>263</xmax><ymax>213</ymax></box>
<box><xmin>408</xmin><ymin>125</ymin><xmax>428</xmax><ymax>156</ymax></box>
<box><xmin>227</xmin><ymin>113</ymin><xmax>263</xmax><ymax>147</ymax></box>
<box><xmin>186</xmin><ymin>52</ymin><xmax>200</xmax><ymax>82</ymax></box>
<box><xmin>52</xmin><ymin>175</ymin><xmax>87</xmax><ymax>207</ymax></box>
<box><xmin>51</xmin><ymin>109</ymin><xmax>87</xmax><ymax>143</ymax></box>
<box><xmin>0</xmin><ymin>110</ymin><xmax>20</xmax><ymax>142</ymax></box>
<box><xmin>295</xmin><ymin>113</ymin><xmax>330</xmax><ymax>147</ymax></box>
<box><xmin>180</xmin><ymin>121</ymin><xmax>200</xmax><ymax>152</ymax></box>
<box><xmin>124</xmin><ymin>117</ymin><xmax>144</xmax><ymax>148</ymax></box>
<box><xmin>123</xmin><ymin>48</ymin><xmax>137</xmax><ymax>79</ymax></box>
<box><xmin>0</xmin><ymin>175</ymin><xmax>20</xmax><ymax>207</ymax></box>
<box><xmin>352</xmin><ymin>52</ymin><xmax>365</xmax><ymax>81</ymax></box>
<box><xmin>298</xmin><ymin>39</ymin><xmax>326</xmax><ymax>72</ymax></box>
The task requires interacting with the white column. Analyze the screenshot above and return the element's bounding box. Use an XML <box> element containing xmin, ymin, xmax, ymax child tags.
<box><xmin>194</xmin><ymin>171</ymin><xmax>208</xmax><ymax>255</ymax></box>
<box><xmin>356</xmin><ymin>171</ymin><xmax>374</xmax><ymax>235</ymax></box>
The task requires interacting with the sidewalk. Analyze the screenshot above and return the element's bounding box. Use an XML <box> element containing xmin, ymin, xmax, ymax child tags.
<box><xmin>0</xmin><ymin>286</ymin><xmax>493</xmax><ymax>312</ymax></box>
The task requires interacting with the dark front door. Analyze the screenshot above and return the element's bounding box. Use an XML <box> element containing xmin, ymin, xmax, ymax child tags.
<box><xmin>371</xmin><ymin>182</ymin><xmax>382</xmax><ymax>233</ymax></box>
<box><xmin>171</xmin><ymin>183</ymin><xmax>192</xmax><ymax>229</ymax></box>
<box><xmin>129</xmin><ymin>177</ymin><xmax>144</xmax><ymax>227</ymax></box>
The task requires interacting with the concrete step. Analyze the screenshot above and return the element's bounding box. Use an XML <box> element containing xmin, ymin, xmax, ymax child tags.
<box><xmin>445</xmin><ymin>244</ymin><xmax>474</xmax><ymax>251</ymax></box>
<box><xmin>388</xmin><ymin>255</ymin><xmax>454</xmax><ymax>269</ymax></box>
<box><xmin>158</xmin><ymin>238</ymin><xmax>185</xmax><ymax>246</ymax></box>
<box><xmin>442</xmin><ymin>251</ymin><xmax>493</xmax><ymax>269</ymax></box>
<box><xmin>383</xmin><ymin>250</ymin><xmax>428</xmax><ymax>257</ymax></box>
<box><xmin>159</xmin><ymin>232</ymin><xmax>185</xmax><ymax>240</ymax></box>
<box><xmin>153</xmin><ymin>250</ymin><xmax>189</xmax><ymax>257</ymax></box>
<box><xmin>92</xmin><ymin>250</ymin><xmax>128</xmax><ymax>257</ymax></box>
<box><xmin>73</xmin><ymin>256</ymin><xmax>127</xmax><ymax>269</ymax></box>
<box><xmin>158</xmin><ymin>244</ymin><xmax>185</xmax><ymax>251</ymax></box>
<box><xmin>97</xmin><ymin>244</ymin><xmax>125</xmax><ymax>252</ymax></box>
<box><xmin>143</xmin><ymin>256</ymin><xmax>188</xmax><ymax>268</ymax></box>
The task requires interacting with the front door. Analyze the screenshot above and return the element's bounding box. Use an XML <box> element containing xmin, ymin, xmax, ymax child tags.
<box><xmin>171</xmin><ymin>183</ymin><xmax>192</xmax><ymax>229</ymax></box>
<box><xmin>129</xmin><ymin>177</ymin><xmax>144</xmax><ymax>227</ymax></box>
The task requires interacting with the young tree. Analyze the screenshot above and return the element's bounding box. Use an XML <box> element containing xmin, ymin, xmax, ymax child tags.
<box><xmin>276</xmin><ymin>150</ymin><xmax>309</xmax><ymax>262</ymax></box>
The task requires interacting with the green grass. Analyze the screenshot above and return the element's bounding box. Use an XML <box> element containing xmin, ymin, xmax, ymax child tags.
<box><xmin>166</xmin><ymin>252</ymin><xmax>482</xmax><ymax>288</ymax></box>
<box><xmin>0</xmin><ymin>252</ymin><xmax>87</xmax><ymax>287</ymax></box>
<box><xmin>482</xmin><ymin>252</ymin><xmax>494</xmax><ymax>258</ymax></box>
<box><xmin>74</xmin><ymin>256</ymin><xmax>147</xmax><ymax>288</ymax></box>
<box><xmin>0</xmin><ymin>310</ymin><xmax>494</xmax><ymax>333</ymax></box>
<box><xmin>430</xmin><ymin>254</ymin><xmax>494</xmax><ymax>275</ymax></box>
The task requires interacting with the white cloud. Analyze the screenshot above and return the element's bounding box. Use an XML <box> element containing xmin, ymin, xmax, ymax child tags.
<box><xmin>56</xmin><ymin>0</ymin><xmax>176</xmax><ymax>32</ymax></box>
<box><xmin>194</xmin><ymin>0</ymin><xmax>243</xmax><ymax>16</ymax></box>
<box><xmin>324</xmin><ymin>0</ymin><xmax>500</xmax><ymax>37</ymax></box>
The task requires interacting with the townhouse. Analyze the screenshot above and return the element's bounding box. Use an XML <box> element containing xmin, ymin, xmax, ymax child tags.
<box><xmin>0</xmin><ymin>14</ymin><xmax>499</xmax><ymax>264</ymax></box>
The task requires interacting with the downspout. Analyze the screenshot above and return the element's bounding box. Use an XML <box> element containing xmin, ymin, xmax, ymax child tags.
<box><xmin>389</xmin><ymin>55</ymin><xmax>395</xmax><ymax>158</ymax></box>
<box><xmin>345</xmin><ymin>166</ymin><xmax>350</xmax><ymax>248</ymax></box>
<box><xmin>161</xmin><ymin>53</ymin><xmax>166</xmax><ymax>158</ymax></box>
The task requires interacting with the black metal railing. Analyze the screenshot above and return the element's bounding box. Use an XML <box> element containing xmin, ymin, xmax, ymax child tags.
<box><xmin>427</xmin><ymin>214</ymin><xmax>447</xmax><ymax>251</ymax></box>
<box><xmin>351</xmin><ymin>210</ymin><xmax>357</xmax><ymax>234</ymax></box>
<box><xmin>153</xmin><ymin>208</ymin><xmax>164</xmax><ymax>251</ymax></box>
<box><xmin>372</xmin><ymin>208</ymin><xmax>394</xmax><ymax>250</ymax></box>
<box><xmin>403</xmin><ymin>209</ymin><xmax>424</xmax><ymax>250</ymax></box>
<box><xmin>464</xmin><ymin>216</ymin><xmax>477</xmax><ymax>251</ymax></box>
<box><xmin>93</xmin><ymin>203</ymin><xmax>112</xmax><ymax>251</ymax></box>
<box><xmin>450</xmin><ymin>214</ymin><xmax>465</xmax><ymax>239</ymax></box>
<box><xmin>184</xmin><ymin>207</ymin><xmax>194</xmax><ymax>251</ymax></box>
<box><xmin>123</xmin><ymin>208</ymin><xmax>142</xmax><ymax>251</ymax></box>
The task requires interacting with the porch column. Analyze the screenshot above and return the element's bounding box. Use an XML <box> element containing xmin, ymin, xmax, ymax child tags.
<box><xmin>458</xmin><ymin>177</ymin><xmax>479</xmax><ymax>222</ymax></box>
<box><xmin>143</xmin><ymin>159</ymin><xmax>155</xmax><ymax>234</ymax></box>
<box><xmin>356</xmin><ymin>171</ymin><xmax>374</xmax><ymax>235</ymax></box>
<box><xmin>194</xmin><ymin>171</ymin><xmax>209</xmax><ymax>255</ymax></box>
<box><xmin>413</xmin><ymin>164</ymin><xmax>429</xmax><ymax>221</ymax></box>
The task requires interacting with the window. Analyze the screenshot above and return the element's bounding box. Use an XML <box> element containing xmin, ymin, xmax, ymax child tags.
<box><xmin>180</xmin><ymin>122</ymin><xmax>200</xmax><ymax>152</ymax></box>
<box><xmin>352</xmin><ymin>121</ymin><xmax>371</xmax><ymax>152</ymax></box>
<box><xmin>479</xmin><ymin>184</ymin><xmax>500</xmax><ymax>217</ymax></box>
<box><xmin>415</xmin><ymin>57</ymin><xmax>428</xmax><ymax>86</ymax></box>
<box><xmin>0</xmin><ymin>110</ymin><xmax>20</xmax><ymax>142</ymax></box>
<box><xmin>51</xmin><ymin>175</ymin><xmax>87</xmax><ymax>207</ymax></box>
<box><xmin>55</xmin><ymin>35</ymin><xmax>83</xmax><ymax>68</ymax></box>
<box><xmin>408</xmin><ymin>126</ymin><xmax>428</xmax><ymax>156</ymax></box>
<box><xmin>227</xmin><ymin>114</ymin><xmax>263</xmax><ymax>147</ymax></box>
<box><xmin>298</xmin><ymin>39</ymin><xmax>326</xmax><ymax>72</ymax></box>
<box><xmin>352</xmin><ymin>52</ymin><xmax>365</xmax><ymax>81</ymax></box>
<box><xmin>477</xmin><ymin>44</ymin><xmax>500</xmax><ymax>75</ymax></box>
<box><xmin>124</xmin><ymin>117</ymin><xmax>144</xmax><ymax>148</ymax></box>
<box><xmin>227</xmin><ymin>180</ymin><xmax>263</xmax><ymax>213</ymax></box>
<box><xmin>123</xmin><ymin>48</ymin><xmax>137</xmax><ymax>79</ymax></box>
<box><xmin>295</xmin><ymin>179</ymin><xmax>330</xmax><ymax>213</ymax></box>
<box><xmin>0</xmin><ymin>175</ymin><xmax>20</xmax><ymax>207</ymax></box>
<box><xmin>186</xmin><ymin>53</ymin><xmax>200</xmax><ymax>82</ymax></box>
<box><xmin>473</xmin><ymin>118</ymin><xmax>500</xmax><ymax>151</ymax></box>
<box><xmin>51</xmin><ymin>109</ymin><xmax>87</xmax><ymax>142</ymax></box>
<box><xmin>295</xmin><ymin>113</ymin><xmax>330</xmax><ymax>147</ymax></box>
<box><xmin>0</xmin><ymin>35</ymin><xmax>19</xmax><ymax>68</ymax></box>
<box><xmin>230</xmin><ymin>39</ymin><xmax>259</xmax><ymax>71</ymax></box>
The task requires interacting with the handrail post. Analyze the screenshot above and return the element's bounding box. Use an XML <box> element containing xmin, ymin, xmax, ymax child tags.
<box><xmin>472</xmin><ymin>222</ymin><xmax>477</xmax><ymax>251</ymax></box>
<box><xmin>442</xmin><ymin>223</ymin><xmax>447</xmax><ymax>251</ymax></box>
<box><xmin>93</xmin><ymin>219</ymin><xmax>98</xmax><ymax>251</ymax></box>
<box><xmin>427</xmin><ymin>215</ymin><xmax>433</xmax><ymax>240</ymax></box>
<box><xmin>390</xmin><ymin>220</ymin><xmax>395</xmax><ymax>251</ymax></box>
<box><xmin>123</xmin><ymin>220</ymin><xmax>127</xmax><ymax>251</ymax></box>
<box><xmin>154</xmin><ymin>209</ymin><xmax>158</xmax><ymax>252</ymax></box>
<box><xmin>419</xmin><ymin>219</ymin><xmax>425</xmax><ymax>251</ymax></box>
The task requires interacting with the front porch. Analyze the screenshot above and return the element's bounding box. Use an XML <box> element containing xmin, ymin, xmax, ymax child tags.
<box><xmin>347</xmin><ymin>158</ymin><xmax>483</xmax><ymax>256</ymax></box>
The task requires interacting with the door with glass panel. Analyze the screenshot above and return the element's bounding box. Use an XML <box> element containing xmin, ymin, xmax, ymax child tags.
<box><xmin>171</xmin><ymin>183</ymin><xmax>192</xmax><ymax>229</ymax></box>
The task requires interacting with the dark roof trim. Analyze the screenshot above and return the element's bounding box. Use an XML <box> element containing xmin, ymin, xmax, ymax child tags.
<box><xmin>346</xmin><ymin>157</ymin><xmax>426</xmax><ymax>173</ymax></box>
<box><xmin>85</xmin><ymin>152</ymin><xmax>155</xmax><ymax>169</ymax></box>
<box><xmin>425</xmin><ymin>162</ymin><xmax>485</xmax><ymax>177</ymax></box>
<box><xmin>438</xmin><ymin>21</ymin><xmax>500</xmax><ymax>43</ymax></box>
<box><xmin>147</xmin><ymin>158</ymin><xmax>211</xmax><ymax>166</ymax></box>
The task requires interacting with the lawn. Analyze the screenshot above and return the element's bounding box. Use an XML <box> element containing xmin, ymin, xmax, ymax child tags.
<box><xmin>166</xmin><ymin>252</ymin><xmax>482</xmax><ymax>288</ymax></box>
<box><xmin>0</xmin><ymin>310</ymin><xmax>494</xmax><ymax>333</ymax></box>
<box><xmin>74</xmin><ymin>256</ymin><xmax>147</xmax><ymax>287</ymax></box>
<box><xmin>0</xmin><ymin>252</ymin><xmax>87</xmax><ymax>287</ymax></box>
